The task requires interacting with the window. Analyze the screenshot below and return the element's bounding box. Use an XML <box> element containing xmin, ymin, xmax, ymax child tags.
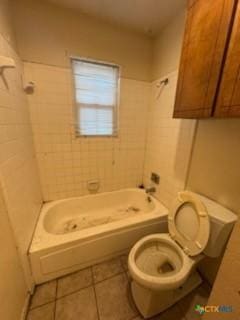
<box><xmin>71</xmin><ymin>58</ymin><xmax>119</xmax><ymax>136</ymax></box>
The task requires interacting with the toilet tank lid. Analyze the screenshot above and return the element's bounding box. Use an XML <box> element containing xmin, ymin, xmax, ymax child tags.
<box><xmin>192</xmin><ymin>192</ymin><xmax>237</xmax><ymax>224</ymax></box>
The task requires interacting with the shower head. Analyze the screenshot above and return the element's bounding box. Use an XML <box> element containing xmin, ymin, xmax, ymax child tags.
<box><xmin>160</xmin><ymin>78</ymin><xmax>169</xmax><ymax>85</ymax></box>
<box><xmin>156</xmin><ymin>78</ymin><xmax>169</xmax><ymax>88</ymax></box>
<box><xmin>156</xmin><ymin>77</ymin><xmax>169</xmax><ymax>99</ymax></box>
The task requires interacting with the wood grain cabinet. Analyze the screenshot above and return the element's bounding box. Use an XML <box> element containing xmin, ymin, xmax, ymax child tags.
<box><xmin>173</xmin><ymin>0</ymin><xmax>238</xmax><ymax>119</ymax></box>
<box><xmin>215</xmin><ymin>1</ymin><xmax>240</xmax><ymax>117</ymax></box>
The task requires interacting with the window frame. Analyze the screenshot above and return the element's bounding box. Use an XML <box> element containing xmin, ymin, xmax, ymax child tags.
<box><xmin>70</xmin><ymin>56</ymin><xmax>120</xmax><ymax>138</ymax></box>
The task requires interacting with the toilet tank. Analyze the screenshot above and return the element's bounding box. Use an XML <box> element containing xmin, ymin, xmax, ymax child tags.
<box><xmin>195</xmin><ymin>193</ymin><xmax>237</xmax><ymax>258</ymax></box>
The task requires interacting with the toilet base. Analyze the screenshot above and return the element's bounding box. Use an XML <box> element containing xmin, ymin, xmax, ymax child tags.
<box><xmin>131</xmin><ymin>271</ymin><xmax>202</xmax><ymax>319</ymax></box>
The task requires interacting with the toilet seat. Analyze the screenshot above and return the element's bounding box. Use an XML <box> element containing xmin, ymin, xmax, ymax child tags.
<box><xmin>128</xmin><ymin>191</ymin><xmax>210</xmax><ymax>292</ymax></box>
<box><xmin>168</xmin><ymin>191</ymin><xmax>210</xmax><ymax>256</ymax></box>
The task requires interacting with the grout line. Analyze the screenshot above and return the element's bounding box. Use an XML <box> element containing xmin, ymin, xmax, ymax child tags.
<box><xmin>31</xmin><ymin>256</ymin><xmax>127</xmax><ymax>309</ymax></box>
<box><xmin>54</xmin><ymin>269</ymin><xmax>125</xmax><ymax>302</ymax></box>
<box><xmin>93</xmin><ymin>270</ymin><xmax>125</xmax><ymax>285</ymax></box>
<box><xmin>91</xmin><ymin>267</ymin><xmax>101</xmax><ymax>320</ymax></box>
<box><xmin>119</xmin><ymin>254</ymin><xmax>128</xmax><ymax>271</ymax></box>
<box><xmin>27</xmin><ymin>255</ymin><xmax>209</xmax><ymax>320</ymax></box>
<box><xmin>52</xmin><ymin>266</ymin><xmax>91</xmax><ymax>282</ymax></box>
<box><xmin>28</xmin><ymin>256</ymin><xmax>131</xmax><ymax>316</ymax></box>
<box><xmin>56</xmin><ymin>271</ymin><xmax>125</xmax><ymax>301</ymax></box>
<box><xmin>53</xmin><ymin>300</ymin><xmax>57</xmax><ymax>320</ymax></box>
<box><xmin>176</xmin><ymin>302</ymin><xmax>188</xmax><ymax>320</ymax></box>
<box><xmin>121</xmin><ymin>265</ymin><xmax>139</xmax><ymax>319</ymax></box>
<box><xmin>53</xmin><ymin>280</ymin><xmax>58</xmax><ymax>319</ymax></box>
<box><xmin>28</xmin><ymin>300</ymin><xmax>56</xmax><ymax>312</ymax></box>
<box><xmin>28</xmin><ymin>299</ymin><xmax>56</xmax><ymax>311</ymax></box>
<box><xmin>55</xmin><ymin>284</ymin><xmax>93</xmax><ymax>301</ymax></box>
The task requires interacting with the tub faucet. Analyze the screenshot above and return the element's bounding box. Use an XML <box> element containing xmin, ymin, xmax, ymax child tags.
<box><xmin>145</xmin><ymin>186</ymin><xmax>156</xmax><ymax>195</ymax></box>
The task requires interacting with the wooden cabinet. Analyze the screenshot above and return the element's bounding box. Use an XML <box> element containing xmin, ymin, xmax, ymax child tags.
<box><xmin>174</xmin><ymin>0</ymin><xmax>238</xmax><ymax>119</ymax></box>
<box><xmin>215</xmin><ymin>1</ymin><xmax>240</xmax><ymax>117</ymax></box>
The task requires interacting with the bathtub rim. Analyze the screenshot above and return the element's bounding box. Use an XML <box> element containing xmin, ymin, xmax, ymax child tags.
<box><xmin>30</xmin><ymin>188</ymin><xmax>168</xmax><ymax>253</ymax></box>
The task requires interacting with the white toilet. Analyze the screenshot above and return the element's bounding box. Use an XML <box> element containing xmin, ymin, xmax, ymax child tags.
<box><xmin>128</xmin><ymin>191</ymin><xmax>237</xmax><ymax>319</ymax></box>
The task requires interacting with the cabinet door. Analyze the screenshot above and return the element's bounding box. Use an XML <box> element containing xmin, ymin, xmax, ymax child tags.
<box><xmin>174</xmin><ymin>0</ymin><xmax>236</xmax><ymax>118</ymax></box>
<box><xmin>215</xmin><ymin>1</ymin><xmax>240</xmax><ymax>117</ymax></box>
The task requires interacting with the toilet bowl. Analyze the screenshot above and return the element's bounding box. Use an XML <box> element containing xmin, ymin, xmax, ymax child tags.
<box><xmin>128</xmin><ymin>191</ymin><xmax>237</xmax><ymax>318</ymax></box>
<box><xmin>128</xmin><ymin>233</ymin><xmax>200</xmax><ymax>291</ymax></box>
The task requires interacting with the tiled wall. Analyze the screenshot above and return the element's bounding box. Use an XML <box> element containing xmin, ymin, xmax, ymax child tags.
<box><xmin>0</xmin><ymin>32</ymin><xmax>42</xmax><ymax>286</ymax></box>
<box><xmin>144</xmin><ymin>71</ymin><xmax>196</xmax><ymax>208</ymax></box>
<box><xmin>24</xmin><ymin>63</ymin><xmax>195</xmax><ymax>206</ymax></box>
<box><xmin>24</xmin><ymin>62</ymin><xmax>150</xmax><ymax>201</ymax></box>
<box><xmin>0</xmin><ymin>183</ymin><xmax>27</xmax><ymax>320</ymax></box>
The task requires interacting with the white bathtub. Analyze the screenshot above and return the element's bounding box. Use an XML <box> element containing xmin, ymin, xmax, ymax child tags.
<box><xmin>29</xmin><ymin>188</ymin><xmax>168</xmax><ymax>283</ymax></box>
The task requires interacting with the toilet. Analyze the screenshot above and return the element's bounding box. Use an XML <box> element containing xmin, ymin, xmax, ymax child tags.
<box><xmin>128</xmin><ymin>191</ymin><xmax>237</xmax><ymax>319</ymax></box>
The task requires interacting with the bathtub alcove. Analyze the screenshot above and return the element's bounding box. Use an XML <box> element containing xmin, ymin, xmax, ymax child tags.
<box><xmin>29</xmin><ymin>188</ymin><xmax>168</xmax><ymax>283</ymax></box>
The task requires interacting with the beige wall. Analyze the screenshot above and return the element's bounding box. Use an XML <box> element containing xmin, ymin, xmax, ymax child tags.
<box><xmin>150</xmin><ymin>6</ymin><xmax>240</xmax><ymax>220</ymax></box>
<box><xmin>143</xmin><ymin>71</ymin><xmax>196</xmax><ymax>208</ymax></box>
<box><xmin>0</xmin><ymin>0</ymin><xmax>16</xmax><ymax>49</ymax></box>
<box><xmin>12</xmin><ymin>0</ymin><xmax>153</xmax><ymax>82</ymax></box>
<box><xmin>149</xmin><ymin>8</ymin><xmax>240</xmax><ymax>288</ymax></box>
<box><xmin>0</xmin><ymin>185</ymin><xmax>28</xmax><ymax>320</ymax></box>
<box><xmin>203</xmin><ymin>220</ymin><xmax>240</xmax><ymax>319</ymax></box>
<box><xmin>152</xmin><ymin>10</ymin><xmax>186</xmax><ymax>80</ymax></box>
<box><xmin>187</xmin><ymin>119</ymin><xmax>240</xmax><ymax>216</ymax></box>
<box><xmin>0</xmin><ymin>0</ymin><xmax>43</xmax><ymax>291</ymax></box>
<box><xmin>186</xmin><ymin>50</ymin><xmax>240</xmax><ymax>287</ymax></box>
<box><xmin>143</xmin><ymin>8</ymin><xmax>195</xmax><ymax>208</ymax></box>
<box><xmin>151</xmin><ymin>4</ymin><xmax>240</xmax><ymax>310</ymax></box>
<box><xmin>187</xmin><ymin>119</ymin><xmax>240</xmax><ymax>284</ymax></box>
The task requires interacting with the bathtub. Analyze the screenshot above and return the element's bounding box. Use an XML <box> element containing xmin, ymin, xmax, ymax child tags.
<box><xmin>29</xmin><ymin>188</ymin><xmax>168</xmax><ymax>283</ymax></box>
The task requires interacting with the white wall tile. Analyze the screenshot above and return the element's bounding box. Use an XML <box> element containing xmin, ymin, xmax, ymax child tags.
<box><xmin>0</xmin><ymin>35</ymin><xmax>42</xmax><ymax>287</ymax></box>
<box><xmin>24</xmin><ymin>62</ymin><xmax>150</xmax><ymax>201</ymax></box>
<box><xmin>24</xmin><ymin>64</ymin><xmax>195</xmax><ymax>208</ymax></box>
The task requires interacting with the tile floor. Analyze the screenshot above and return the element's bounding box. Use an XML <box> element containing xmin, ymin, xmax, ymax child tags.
<box><xmin>26</xmin><ymin>255</ymin><xmax>211</xmax><ymax>320</ymax></box>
